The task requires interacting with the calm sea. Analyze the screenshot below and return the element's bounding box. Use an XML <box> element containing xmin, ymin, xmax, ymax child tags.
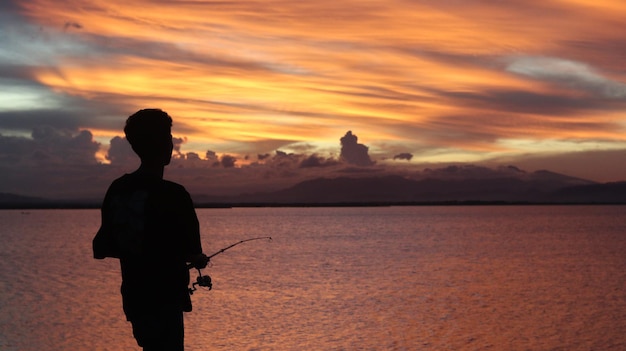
<box><xmin>1</xmin><ymin>206</ymin><xmax>626</xmax><ymax>351</ymax></box>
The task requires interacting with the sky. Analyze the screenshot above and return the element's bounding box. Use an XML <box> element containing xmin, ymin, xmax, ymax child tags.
<box><xmin>1</xmin><ymin>0</ymin><xmax>626</xmax><ymax>200</ymax></box>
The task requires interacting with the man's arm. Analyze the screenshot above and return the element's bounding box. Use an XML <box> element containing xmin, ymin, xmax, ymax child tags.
<box><xmin>93</xmin><ymin>185</ymin><xmax>121</xmax><ymax>259</ymax></box>
<box><xmin>187</xmin><ymin>253</ymin><xmax>209</xmax><ymax>269</ymax></box>
<box><xmin>178</xmin><ymin>187</ymin><xmax>209</xmax><ymax>269</ymax></box>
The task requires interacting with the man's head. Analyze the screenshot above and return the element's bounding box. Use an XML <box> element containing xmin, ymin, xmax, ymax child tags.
<box><xmin>124</xmin><ymin>109</ymin><xmax>174</xmax><ymax>165</ymax></box>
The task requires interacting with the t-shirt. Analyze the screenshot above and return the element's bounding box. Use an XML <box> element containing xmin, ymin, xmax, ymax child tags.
<box><xmin>93</xmin><ymin>172</ymin><xmax>203</xmax><ymax>320</ymax></box>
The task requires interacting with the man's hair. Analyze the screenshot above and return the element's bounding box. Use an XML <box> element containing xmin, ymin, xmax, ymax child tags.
<box><xmin>124</xmin><ymin>109</ymin><xmax>173</xmax><ymax>158</ymax></box>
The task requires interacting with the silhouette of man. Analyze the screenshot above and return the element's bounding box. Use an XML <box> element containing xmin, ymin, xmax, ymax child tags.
<box><xmin>93</xmin><ymin>108</ymin><xmax>209</xmax><ymax>351</ymax></box>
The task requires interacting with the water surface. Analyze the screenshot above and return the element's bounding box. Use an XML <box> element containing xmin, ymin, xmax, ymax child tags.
<box><xmin>1</xmin><ymin>206</ymin><xmax>625</xmax><ymax>350</ymax></box>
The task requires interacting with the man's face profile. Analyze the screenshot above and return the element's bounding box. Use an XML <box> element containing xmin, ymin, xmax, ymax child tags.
<box><xmin>124</xmin><ymin>109</ymin><xmax>175</xmax><ymax>166</ymax></box>
<box><xmin>144</xmin><ymin>130</ymin><xmax>174</xmax><ymax>166</ymax></box>
<box><xmin>162</xmin><ymin>133</ymin><xmax>174</xmax><ymax>166</ymax></box>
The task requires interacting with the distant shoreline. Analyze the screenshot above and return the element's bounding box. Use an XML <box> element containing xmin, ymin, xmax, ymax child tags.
<box><xmin>2</xmin><ymin>200</ymin><xmax>626</xmax><ymax>210</ymax></box>
<box><xmin>3</xmin><ymin>173</ymin><xmax>626</xmax><ymax>209</ymax></box>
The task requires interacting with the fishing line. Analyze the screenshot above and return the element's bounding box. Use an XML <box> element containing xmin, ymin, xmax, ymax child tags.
<box><xmin>188</xmin><ymin>236</ymin><xmax>272</xmax><ymax>294</ymax></box>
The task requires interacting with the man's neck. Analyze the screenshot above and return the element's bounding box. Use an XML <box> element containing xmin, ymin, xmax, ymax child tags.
<box><xmin>135</xmin><ymin>162</ymin><xmax>165</xmax><ymax>179</ymax></box>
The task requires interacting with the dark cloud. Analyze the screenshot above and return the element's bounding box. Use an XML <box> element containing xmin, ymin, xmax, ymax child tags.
<box><xmin>26</xmin><ymin>127</ymin><xmax>99</xmax><ymax>165</ymax></box>
<box><xmin>0</xmin><ymin>110</ymin><xmax>83</xmax><ymax>133</ymax></box>
<box><xmin>64</xmin><ymin>22</ymin><xmax>83</xmax><ymax>31</ymax></box>
<box><xmin>2</xmin><ymin>125</ymin><xmax>625</xmax><ymax>200</ymax></box>
<box><xmin>263</xmin><ymin>150</ymin><xmax>307</xmax><ymax>169</ymax></box>
<box><xmin>0</xmin><ymin>124</ymin><xmax>111</xmax><ymax>198</ymax></box>
<box><xmin>0</xmin><ymin>134</ymin><xmax>31</xmax><ymax>165</ymax></box>
<box><xmin>37</xmin><ymin>127</ymin><xmax>97</xmax><ymax>164</ymax></box>
<box><xmin>255</xmin><ymin>149</ymin><xmax>339</xmax><ymax>171</ymax></box>
<box><xmin>436</xmin><ymin>88</ymin><xmax>623</xmax><ymax>117</ymax></box>
<box><xmin>205</xmin><ymin>150</ymin><xmax>218</xmax><ymax>161</ymax></box>
<box><xmin>0</xmin><ymin>1</ymin><xmax>19</xmax><ymax>11</ymax></box>
<box><xmin>106</xmin><ymin>136</ymin><xmax>138</xmax><ymax>166</ymax></box>
<box><xmin>258</xmin><ymin>153</ymin><xmax>271</xmax><ymax>160</ymax></box>
<box><xmin>299</xmin><ymin>155</ymin><xmax>323</xmax><ymax>168</ymax></box>
<box><xmin>393</xmin><ymin>153</ymin><xmax>413</xmax><ymax>161</ymax></box>
<box><xmin>299</xmin><ymin>154</ymin><xmax>339</xmax><ymax>168</ymax></box>
<box><xmin>186</xmin><ymin>152</ymin><xmax>201</xmax><ymax>161</ymax></box>
<box><xmin>340</xmin><ymin>131</ymin><xmax>374</xmax><ymax>167</ymax></box>
<box><xmin>221</xmin><ymin>154</ymin><xmax>237</xmax><ymax>168</ymax></box>
<box><xmin>172</xmin><ymin>136</ymin><xmax>185</xmax><ymax>157</ymax></box>
<box><xmin>0</xmin><ymin>64</ymin><xmax>38</xmax><ymax>81</ymax></box>
<box><xmin>176</xmin><ymin>152</ymin><xmax>208</xmax><ymax>168</ymax></box>
<box><xmin>0</xmin><ymin>100</ymin><xmax>130</xmax><ymax>134</ymax></box>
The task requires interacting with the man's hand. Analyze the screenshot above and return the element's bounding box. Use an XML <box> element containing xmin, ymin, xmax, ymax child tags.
<box><xmin>188</xmin><ymin>253</ymin><xmax>209</xmax><ymax>269</ymax></box>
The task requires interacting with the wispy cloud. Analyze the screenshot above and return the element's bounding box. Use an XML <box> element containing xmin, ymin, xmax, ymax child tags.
<box><xmin>1</xmin><ymin>0</ymin><xmax>626</xmax><ymax>198</ymax></box>
<box><xmin>507</xmin><ymin>56</ymin><xmax>626</xmax><ymax>98</ymax></box>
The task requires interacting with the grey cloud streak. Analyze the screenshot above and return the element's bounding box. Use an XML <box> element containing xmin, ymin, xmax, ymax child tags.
<box><xmin>507</xmin><ymin>56</ymin><xmax>626</xmax><ymax>99</ymax></box>
<box><xmin>441</xmin><ymin>89</ymin><xmax>621</xmax><ymax>115</ymax></box>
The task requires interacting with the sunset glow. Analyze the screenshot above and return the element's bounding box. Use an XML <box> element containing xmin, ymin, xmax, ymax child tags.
<box><xmin>2</xmin><ymin>0</ymin><xmax>626</xmax><ymax>198</ymax></box>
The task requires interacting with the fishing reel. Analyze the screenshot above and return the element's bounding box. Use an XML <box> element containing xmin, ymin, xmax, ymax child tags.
<box><xmin>189</xmin><ymin>270</ymin><xmax>212</xmax><ymax>295</ymax></box>
<box><xmin>187</xmin><ymin>236</ymin><xmax>271</xmax><ymax>295</ymax></box>
<box><xmin>196</xmin><ymin>274</ymin><xmax>212</xmax><ymax>289</ymax></box>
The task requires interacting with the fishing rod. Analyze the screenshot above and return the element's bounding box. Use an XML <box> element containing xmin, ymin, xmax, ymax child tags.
<box><xmin>207</xmin><ymin>236</ymin><xmax>272</xmax><ymax>260</ymax></box>
<box><xmin>189</xmin><ymin>236</ymin><xmax>272</xmax><ymax>294</ymax></box>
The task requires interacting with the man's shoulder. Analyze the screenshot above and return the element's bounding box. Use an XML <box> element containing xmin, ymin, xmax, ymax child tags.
<box><xmin>162</xmin><ymin>179</ymin><xmax>186</xmax><ymax>190</ymax></box>
<box><xmin>106</xmin><ymin>174</ymin><xmax>133</xmax><ymax>192</ymax></box>
<box><xmin>159</xmin><ymin>180</ymin><xmax>194</xmax><ymax>209</ymax></box>
<box><xmin>106</xmin><ymin>174</ymin><xmax>191</xmax><ymax>200</ymax></box>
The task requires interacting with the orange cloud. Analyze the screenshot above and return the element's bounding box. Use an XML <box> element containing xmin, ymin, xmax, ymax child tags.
<box><xmin>13</xmin><ymin>0</ymin><xmax>626</xmax><ymax>170</ymax></box>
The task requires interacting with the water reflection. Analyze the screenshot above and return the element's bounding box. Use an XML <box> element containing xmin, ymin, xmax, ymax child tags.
<box><xmin>1</xmin><ymin>206</ymin><xmax>626</xmax><ymax>350</ymax></box>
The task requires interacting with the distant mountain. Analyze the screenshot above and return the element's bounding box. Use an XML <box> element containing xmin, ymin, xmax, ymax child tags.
<box><xmin>549</xmin><ymin>181</ymin><xmax>626</xmax><ymax>203</ymax></box>
<box><xmin>0</xmin><ymin>193</ymin><xmax>47</xmax><ymax>206</ymax></box>
<box><xmin>2</xmin><ymin>165</ymin><xmax>624</xmax><ymax>208</ymax></box>
<box><xmin>0</xmin><ymin>193</ymin><xmax>98</xmax><ymax>209</ymax></box>
<box><xmin>197</xmin><ymin>168</ymin><xmax>608</xmax><ymax>205</ymax></box>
